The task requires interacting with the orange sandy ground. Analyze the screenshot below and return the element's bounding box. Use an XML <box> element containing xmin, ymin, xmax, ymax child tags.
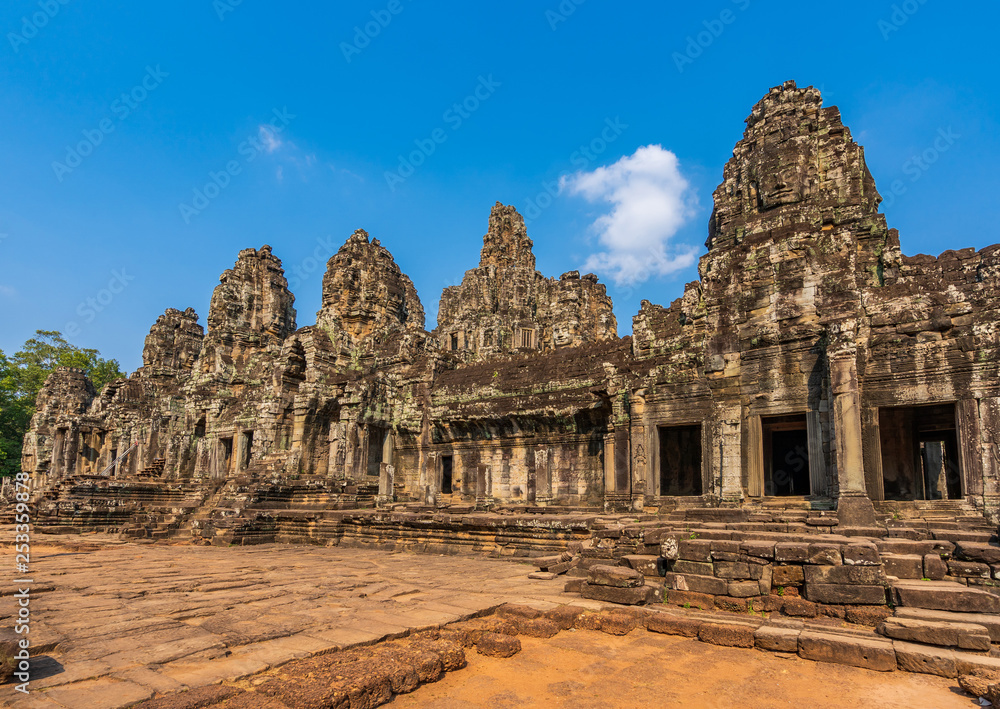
<box><xmin>390</xmin><ymin>629</ymin><xmax>973</xmax><ymax>709</ymax></box>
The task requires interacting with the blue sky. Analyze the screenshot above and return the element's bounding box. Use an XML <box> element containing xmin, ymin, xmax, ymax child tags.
<box><xmin>1</xmin><ymin>1</ymin><xmax>998</xmax><ymax>373</ymax></box>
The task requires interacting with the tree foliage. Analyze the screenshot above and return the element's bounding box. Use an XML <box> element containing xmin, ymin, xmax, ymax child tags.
<box><xmin>0</xmin><ymin>331</ymin><xmax>123</xmax><ymax>477</ymax></box>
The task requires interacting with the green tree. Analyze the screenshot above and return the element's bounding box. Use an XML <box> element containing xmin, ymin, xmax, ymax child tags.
<box><xmin>0</xmin><ymin>331</ymin><xmax>123</xmax><ymax>477</ymax></box>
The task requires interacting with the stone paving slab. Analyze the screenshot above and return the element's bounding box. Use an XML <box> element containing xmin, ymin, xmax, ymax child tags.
<box><xmin>1</xmin><ymin>535</ymin><xmax>574</xmax><ymax>708</ymax></box>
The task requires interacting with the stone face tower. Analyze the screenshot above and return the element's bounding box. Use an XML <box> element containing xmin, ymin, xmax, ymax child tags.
<box><xmin>315</xmin><ymin>229</ymin><xmax>425</xmax><ymax>355</ymax></box>
<box><xmin>200</xmin><ymin>245</ymin><xmax>297</xmax><ymax>374</ymax></box>
<box><xmin>435</xmin><ymin>202</ymin><xmax>618</xmax><ymax>357</ymax></box>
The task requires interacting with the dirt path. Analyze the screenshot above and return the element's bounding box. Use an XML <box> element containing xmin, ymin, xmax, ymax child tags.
<box><xmin>390</xmin><ymin>630</ymin><xmax>972</xmax><ymax>709</ymax></box>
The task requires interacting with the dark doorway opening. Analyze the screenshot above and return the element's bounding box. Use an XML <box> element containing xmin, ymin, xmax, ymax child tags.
<box><xmin>879</xmin><ymin>403</ymin><xmax>961</xmax><ymax>501</ymax></box>
<box><xmin>658</xmin><ymin>425</ymin><xmax>702</xmax><ymax>496</ymax></box>
<box><xmin>441</xmin><ymin>455</ymin><xmax>454</xmax><ymax>494</ymax></box>
<box><xmin>763</xmin><ymin>415</ymin><xmax>810</xmax><ymax>496</ymax></box>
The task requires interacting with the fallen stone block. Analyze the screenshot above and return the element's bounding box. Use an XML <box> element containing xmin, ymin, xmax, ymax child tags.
<box><xmin>798</xmin><ymin>631</ymin><xmax>896</xmax><ymax>672</ymax></box>
<box><xmin>958</xmin><ymin>668</ymin><xmax>1000</xmax><ymax>699</ymax></box>
<box><xmin>587</xmin><ymin>565</ymin><xmax>644</xmax><ymax>588</ymax></box>
<box><xmin>672</xmin><ymin>559</ymin><xmax>715</xmax><ymax>576</ymax></box>
<box><xmin>564</xmin><ymin>578</ymin><xmax>584</xmax><ymax>594</ymax></box>
<box><xmin>528</xmin><ymin>571</ymin><xmax>558</xmax><ymax>580</ymax></box>
<box><xmin>622</xmin><ymin>554</ymin><xmax>661</xmax><ymax>577</ymax></box>
<box><xmin>678</xmin><ymin>539</ymin><xmax>713</xmax><ymax>562</ymax></box>
<box><xmin>580</xmin><ymin>582</ymin><xmax>647</xmax><ymax>605</ymax></box>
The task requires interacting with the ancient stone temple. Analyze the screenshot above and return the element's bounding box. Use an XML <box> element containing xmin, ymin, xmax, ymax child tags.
<box><xmin>22</xmin><ymin>80</ymin><xmax>1000</xmax><ymax>546</ymax></box>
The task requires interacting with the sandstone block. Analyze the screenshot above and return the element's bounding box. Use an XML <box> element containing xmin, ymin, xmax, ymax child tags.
<box><xmin>587</xmin><ymin>565</ymin><xmax>643</xmax><ymax>588</ymax></box>
<box><xmin>798</xmin><ymin>631</ymin><xmax>896</xmax><ymax>672</ymax></box>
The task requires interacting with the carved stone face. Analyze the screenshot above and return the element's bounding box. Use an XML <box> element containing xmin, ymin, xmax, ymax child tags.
<box><xmin>758</xmin><ymin>155</ymin><xmax>808</xmax><ymax>210</ymax></box>
<box><xmin>552</xmin><ymin>322</ymin><xmax>578</xmax><ymax>347</ymax></box>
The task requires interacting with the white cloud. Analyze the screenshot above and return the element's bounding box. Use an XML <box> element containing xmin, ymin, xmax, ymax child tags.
<box><xmin>561</xmin><ymin>144</ymin><xmax>698</xmax><ymax>286</ymax></box>
<box><xmin>259</xmin><ymin>125</ymin><xmax>283</xmax><ymax>153</ymax></box>
<box><xmin>0</xmin><ymin>285</ymin><xmax>16</xmax><ymax>298</ymax></box>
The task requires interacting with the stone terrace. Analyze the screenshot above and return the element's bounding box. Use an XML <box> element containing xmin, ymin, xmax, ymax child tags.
<box><xmin>2</xmin><ymin>535</ymin><xmax>574</xmax><ymax>709</ymax></box>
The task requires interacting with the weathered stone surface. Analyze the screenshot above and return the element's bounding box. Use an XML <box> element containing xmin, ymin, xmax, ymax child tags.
<box><xmin>880</xmin><ymin>616</ymin><xmax>991</xmax><ymax>652</ymax></box>
<box><xmin>646</xmin><ymin>612</ymin><xmax>702</xmax><ymax>637</ymax></box>
<box><xmin>806</xmin><ymin>583</ymin><xmax>887</xmax><ymax>605</ymax></box>
<box><xmin>754</xmin><ymin>625</ymin><xmax>800</xmax><ymax>653</ymax></box>
<box><xmin>893</xmin><ymin>580</ymin><xmax>1000</xmax><ymax>613</ymax></box>
<box><xmin>798</xmin><ymin>631</ymin><xmax>896</xmax><ymax>672</ymax></box>
<box><xmin>476</xmin><ymin>632</ymin><xmax>521</xmax><ymax>658</ymax></box>
<box><xmin>435</xmin><ymin>203</ymin><xmax>616</xmax><ymax>357</ymax></box>
<box><xmin>587</xmin><ymin>565</ymin><xmax>644</xmax><ymax>588</ymax></box>
<box><xmin>580</xmin><ymin>582</ymin><xmax>647</xmax><ymax>605</ymax></box>
<box><xmin>699</xmin><ymin>623</ymin><xmax>756</xmax><ymax>649</ymax></box>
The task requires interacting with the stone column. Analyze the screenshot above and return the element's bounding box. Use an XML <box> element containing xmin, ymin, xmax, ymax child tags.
<box><xmin>747</xmin><ymin>414</ymin><xmax>764</xmax><ymax>498</ymax></box>
<box><xmin>829</xmin><ymin>323</ymin><xmax>877</xmax><ymax>527</ymax></box>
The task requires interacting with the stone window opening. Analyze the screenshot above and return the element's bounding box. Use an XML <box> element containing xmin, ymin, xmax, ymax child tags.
<box><xmin>879</xmin><ymin>403</ymin><xmax>962</xmax><ymax>501</ymax></box>
<box><xmin>194</xmin><ymin>416</ymin><xmax>206</xmax><ymax>438</ymax></box>
<box><xmin>519</xmin><ymin>328</ymin><xmax>535</xmax><ymax>349</ymax></box>
<box><xmin>450</xmin><ymin>334</ymin><xmax>459</xmax><ymax>351</ymax></box>
<box><xmin>441</xmin><ymin>455</ymin><xmax>454</xmax><ymax>494</ymax></box>
<box><xmin>762</xmin><ymin>414</ymin><xmax>811</xmax><ymax>496</ymax></box>
<box><xmin>658</xmin><ymin>424</ymin><xmax>703</xmax><ymax>496</ymax></box>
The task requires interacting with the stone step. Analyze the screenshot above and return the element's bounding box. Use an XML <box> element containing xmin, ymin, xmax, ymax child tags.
<box><xmin>894</xmin><ymin>607</ymin><xmax>1000</xmax><ymax>642</ymax></box>
<box><xmin>879</xmin><ymin>616</ymin><xmax>991</xmax><ymax>652</ymax></box>
<box><xmin>892</xmin><ymin>580</ymin><xmax>1000</xmax><ymax>614</ymax></box>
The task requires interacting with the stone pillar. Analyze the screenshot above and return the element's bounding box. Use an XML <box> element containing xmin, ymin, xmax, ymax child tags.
<box><xmin>718</xmin><ymin>407</ymin><xmax>743</xmax><ymax>504</ymax></box>
<box><xmin>861</xmin><ymin>406</ymin><xmax>885</xmax><ymax>502</ymax></box>
<box><xmin>747</xmin><ymin>414</ymin><xmax>764</xmax><ymax>498</ymax></box>
<box><xmin>377</xmin><ymin>463</ymin><xmax>394</xmax><ymax>505</ymax></box>
<box><xmin>806</xmin><ymin>411</ymin><xmax>828</xmax><ymax>497</ymax></box>
<box><xmin>830</xmin><ymin>342</ymin><xmax>877</xmax><ymax>527</ymax></box>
